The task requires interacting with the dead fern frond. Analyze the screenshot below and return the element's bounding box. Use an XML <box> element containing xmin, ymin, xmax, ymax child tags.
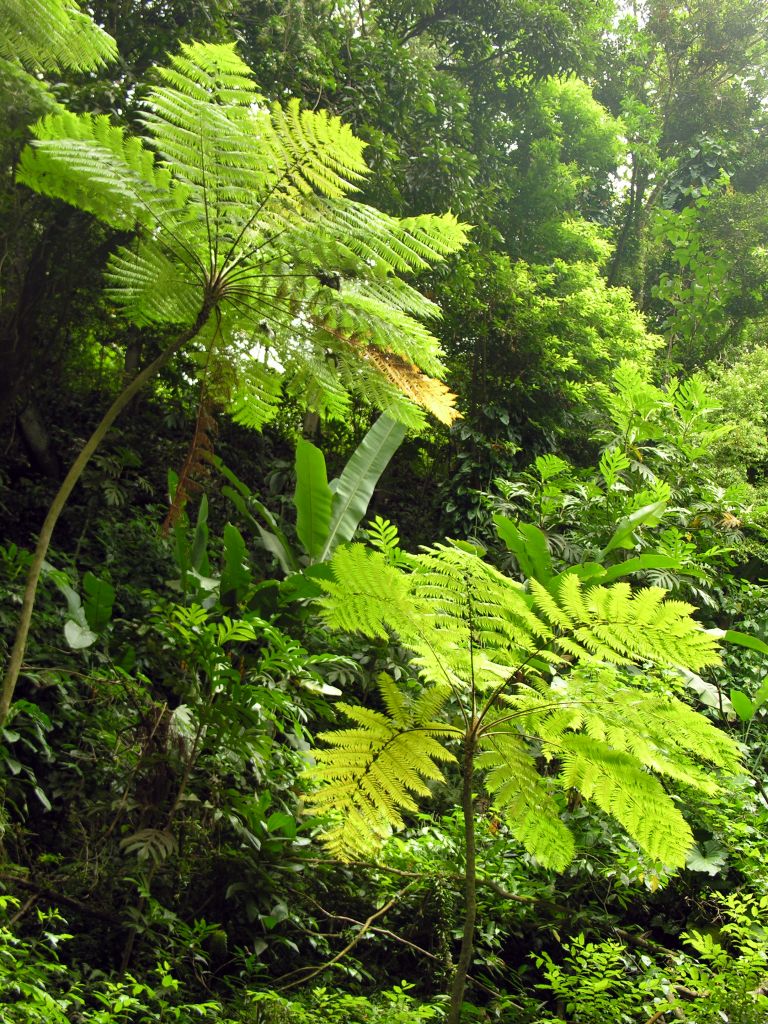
<box><xmin>163</xmin><ymin>394</ymin><xmax>217</xmax><ymax>532</ymax></box>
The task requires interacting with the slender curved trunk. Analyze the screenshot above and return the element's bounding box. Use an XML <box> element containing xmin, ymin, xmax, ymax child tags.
<box><xmin>448</xmin><ymin>728</ymin><xmax>478</xmax><ymax>1024</ymax></box>
<box><xmin>0</xmin><ymin>303</ymin><xmax>213</xmax><ymax>726</ymax></box>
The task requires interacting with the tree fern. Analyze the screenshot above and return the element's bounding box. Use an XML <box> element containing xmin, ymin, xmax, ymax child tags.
<box><xmin>309</xmin><ymin>522</ymin><xmax>742</xmax><ymax>1024</ymax></box>
<box><xmin>311</xmin><ymin>540</ymin><xmax>737</xmax><ymax>868</ymax></box>
<box><xmin>2</xmin><ymin>39</ymin><xmax>470</xmax><ymax>726</ymax></box>
<box><xmin>16</xmin><ymin>41</ymin><xmax>469</xmax><ymax>427</ymax></box>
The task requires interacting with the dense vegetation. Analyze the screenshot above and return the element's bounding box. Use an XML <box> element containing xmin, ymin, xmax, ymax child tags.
<box><xmin>4</xmin><ymin>1</ymin><xmax>768</xmax><ymax>1021</ymax></box>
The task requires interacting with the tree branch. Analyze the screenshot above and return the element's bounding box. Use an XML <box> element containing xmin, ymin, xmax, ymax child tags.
<box><xmin>274</xmin><ymin>883</ymin><xmax>416</xmax><ymax>992</ymax></box>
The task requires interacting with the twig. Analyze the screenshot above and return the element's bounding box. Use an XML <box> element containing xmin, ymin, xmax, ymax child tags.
<box><xmin>644</xmin><ymin>1009</ymin><xmax>671</xmax><ymax>1024</ymax></box>
<box><xmin>275</xmin><ymin>883</ymin><xmax>415</xmax><ymax>992</ymax></box>
<box><xmin>613</xmin><ymin>927</ymin><xmax>673</xmax><ymax>955</ymax></box>
<box><xmin>476</xmin><ymin>875</ymin><xmax>540</xmax><ymax>904</ymax></box>
<box><xmin>298</xmin><ymin>857</ymin><xmax>541</xmax><ymax>903</ymax></box>
<box><xmin>9</xmin><ymin>893</ymin><xmax>37</xmax><ymax>925</ymax></box>
<box><xmin>0</xmin><ymin>875</ymin><xmax>114</xmax><ymax>922</ymax></box>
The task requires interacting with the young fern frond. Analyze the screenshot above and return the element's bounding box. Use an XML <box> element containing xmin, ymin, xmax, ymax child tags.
<box><xmin>530</xmin><ymin>576</ymin><xmax>721</xmax><ymax>673</ymax></box>
<box><xmin>227</xmin><ymin>363</ymin><xmax>283</xmax><ymax>431</ymax></box>
<box><xmin>318</xmin><ymin>545</ymin><xmax>419</xmax><ymax>640</ymax></box>
<box><xmin>557</xmin><ymin>735</ymin><xmax>694</xmax><ymax>864</ymax></box>
<box><xmin>561</xmin><ymin>667</ymin><xmax>740</xmax><ymax>790</ymax></box>
<box><xmin>477</xmin><ymin>723</ymin><xmax>575</xmax><ymax>871</ymax></box>
<box><xmin>305</xmin><ymin>674</ymin><xmax>457</xmax><ymax>860</ymax></box>
<box><xmin>16</xmin><ymin>110</ymin><xmax>170</xmax><ymax>230</ymax></box>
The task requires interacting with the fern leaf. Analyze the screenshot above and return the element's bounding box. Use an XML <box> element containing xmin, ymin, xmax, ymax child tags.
<box><xmin>318</xmin><ymin>545</ymin><xmax>419</xmax><ymax>640</ymax></box>
<box><xmin>533</xmin><ymin>575</ymin><xmax>722</xmax><ymax>673</ymax></box>
<box><xmin>105</xmin><ymin>241</ymin><xmax>201</xmax><ymax>325</ymax></box>
<box><xmin>360</xmin><ymin>347</ymin><xmax>460</xmax><ymax>426</ymax></box>
<box><xmin>16</xmin><ymin>111</ymin><xmax>165</xmax><ymax>230</ymax></box>
<box><xmin>557</xmin><ymin>734</ymin><xmax>694</xmax><ymax>865</ymax></box>
<box><xmin>566</xmin><ymin>667</ymin><xmax>740</xmax><ymax>790</ymax></box>
<box><xmin>1</xmin><ymin>0</ymin><xmax>116</xmax><ymax>72</ymax></box>
<box><xmin>227</xmin><ymin>365</ymin><xmax>283</xmax><ymax>431</ymax></box>
<box><xmin>305</xmin><ymin>676</ymin><xmax>456</xmax><ymax>860</ymax></box>
<box><xmin>478</xmin><ymin>725</ymin><xmax>574</xmax><ymax>870</ymax></box>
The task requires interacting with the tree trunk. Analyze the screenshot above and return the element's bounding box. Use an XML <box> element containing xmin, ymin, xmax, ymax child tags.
<box><xmin>0</xmin><ymin>302</ymin><xmax>213</xmax><ymax>726</ymax></box>
<box><xmin>447</xmin><ymin>729</ymin><xmax>478</xmax><ymax>1024</ymax></box>
<box><xmin>17</xmin><ymin>400</ymin><xmax>60</xmax><ymax>479</ymax></box>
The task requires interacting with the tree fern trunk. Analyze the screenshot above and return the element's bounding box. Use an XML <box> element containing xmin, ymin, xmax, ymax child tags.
<box><xmin>448</xmin><ymin>728</ymin><xmax>478</xmax><ymax>1024</ymax></box>
<box><xmin>0</xmin><ymin>302</ymin><xmax>213</xmax><ymax>726</ymax></box>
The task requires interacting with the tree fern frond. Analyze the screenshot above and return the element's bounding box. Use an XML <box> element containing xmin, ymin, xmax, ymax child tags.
<box><xmin>353</xmin><ymin>348</ymin><xmax>457</xmax><ymax>426</ymax></box>
<box><xmin>155</xmin><ymin>42</ymin><xmax>257</xmax><ymax>103</ymax></box>
<box><xmin>397</xmin><ymin>212</ymin><xmax>470</xmax><ymax>259</ymax></box>
<box><xmin>321</xmin><ymin>290</ymin><xmax>446</xmax><ymax>377</ymax></box>
<box><xmin>17</xmin><ymin>40</ymin><xmax>470</xmax><ymax>427</ymax></box>
<box><xmin>16</xmin><ymin>111</ymin><xmax>166</xmax><ymax>230</ymax></box>
<box><xmin>412</xmin><ymin>545</ymin><xmax>553</xmax><ymax>663</ymax></box>
<box><xmin>0</xmin><ymin>0</ymin><xmax>116</xmax><ymax>72</ymax></box>
<box><xmin>335</xmin><ymin>352</ymin><xmax>430</xmax><ymax>430</ymax></box>
<box><xmin>270</xmin><ymin>99</ymin><xmax>368</xmax><ymax>199</ymax></box>
<box><xmin>105</xmin><ymin>242</ymin><xmax>202</xmax><ymax>325</ymax></box>
<box><xmin>318</xmin><ymin>545</ymin><xmax>419</xmax><ymax>640</ymax></box>
<box><xmin>477</xmin><ymin>725</ymin><xmax>574</xmax><ymax>870</ymax></box>
<box><xmin>557</xmin><ymin>734</ymin><xmax>694</xmax><ymax>865</ymax></box>
<box><xmin>305</xmin><ymin>675</ymin><xmax>456</xmax><ymax>860</ymax></box>
<box><xmin>532</xmin><ymin>575</ymin><xmax>722</xmax><ymax>673</ymax></box>
<box><xmin>283</xmin><ymin>353</ymin><xmax>354</xmax><ymax>422</ymax></box>
<box><xmin>227</xmin><ymin>362</ymin><xmax>283</xmax><ymax>430</ymax></box>
<box><xmin>350</xmin><ymin>276</ymin><xmax>443</xmax><ymax>321</ymax></box>
<box><xmin>566</xmin><ymin>667</ymin><xmax>740</xmax><ymax>788</ymax></box>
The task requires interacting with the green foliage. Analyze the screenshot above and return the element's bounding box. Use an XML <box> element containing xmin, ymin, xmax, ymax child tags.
<box><xmin>533</xmin><ymin>893</ymin><xmax>768</xmax><ymax>1024</ymax></box>
<box><xmin>307</xmin><ymin>529</ymin><xmax>738</xmax><ymax>867</ymax></box>
<box><xmin>294</xmin><ymin>439</ymin><xmax>333</xmax><ymax>563</ymax></box>
<box><xmin>306</xmin><ymin>673</ymin><xmax>457</xmax><ymax>858</ymax></box>
<box><xmin>533</xmin><ymin>933</ymin><xmax>660</xmax><ymax>1024</ymax></box>
<box><xmin>707</xmin><ymin>345</ymin><xmax>768</xmax><ymax>484</ymax></box>
<box><xmin>0</xmin><ymin>0</ymin><xmax>116</xmax><ymax>73</ymax></box>
<box><xmin>652</xmin><ymin>177</ymin><xmax>739</xmax><ymax>367</ymax></box>
<box><xmin>490</xmin><ymin>362</ymin><xmax>767</xmax><ymax>605</ymax></box>
<box><xmin>16</xmin><ymin>41</ymin><xmax>469</xmax><ymax>428</ymax></box>
<box><xmin>43</xmin><ymin>563</ymin><xmax>115</xmax><ymax>650</ymax></box>
<box><xmin>248</xmin><ymin>982</ymin><xmax>445</xmax><ymax>1023</ymax></box>
<box><xmin>0</xmin><ymin>897</ymin><xmax>226</xmax><ymax>1023</ymax></box>
<box><xmin>6</xmin><ymin>0</ymin><xmax>768</xmax><ymax>1019</ymax></box>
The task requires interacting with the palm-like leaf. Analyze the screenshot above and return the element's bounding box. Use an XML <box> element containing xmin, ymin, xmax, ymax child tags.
<box><xmin>16</xmin><ymin>42</ymin><xmax>468</xmax><ymax>426</ymax></box>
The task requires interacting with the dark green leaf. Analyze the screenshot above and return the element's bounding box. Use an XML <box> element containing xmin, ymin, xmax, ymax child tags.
<box><xmin>294</xmin><ymin>438</ymin><xmax>333</xmax><ymax>561</ymax></box>
<box><xmin>82</xmin><ymin>571</ymin><xmax>115</xmax><ymax>632</ymax></box>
